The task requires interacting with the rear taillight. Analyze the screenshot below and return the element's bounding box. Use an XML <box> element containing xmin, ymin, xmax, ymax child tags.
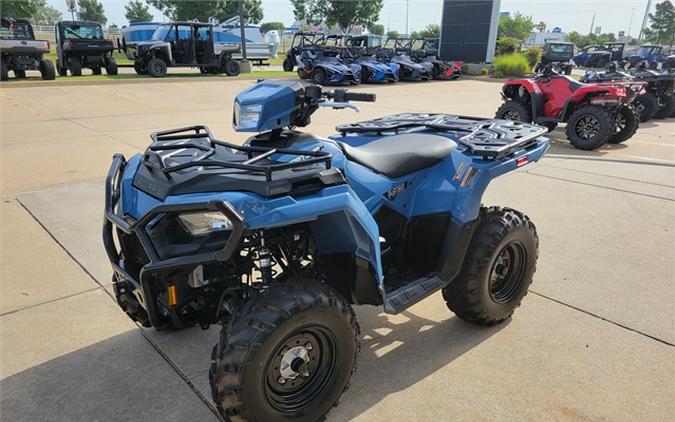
<box><xmin>112</xmin><ymin>39</ymin><xmax>116</xmax><ymax>48</ymax></box>
<box><xmin>516</xmin><ymin>156</ymin><xmax>529</xmax><ymax>167</ymax></box>
<box><xmin>45</xmin><ymin>41</ymin><xmax>50</xmax><ymax>50</ymax></box>
<box><xmin>69</xmin><ymin>40</ymin><xmax>74</xmax><ymax>48</ymax></box>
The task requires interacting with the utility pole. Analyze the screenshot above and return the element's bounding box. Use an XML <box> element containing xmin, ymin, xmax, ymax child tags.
<box><xmin>388</xmin><ymin>12</ymin><xmax>391</xmax><ymax>34</ymax></box>
<box><xmin>589</xmin><ymin>11</ymin><xmax>596</xmax><ymax>35</ymax></box>
<box><xmin>628</xmin><ymin>8</ymin><xmax>635</xmax><ymax>36</ymax></box>
<box><xmin>239</xmin><ymin>0</ymin><xmax>247</xmax><ymax>60</ymax></box>
<box><xmin>405</xmin><ymin>0</ymin><xmax>409</xmax><ymax>36</ymax></box>
<box><xmin>638</xmin><ymin>0</ymin><xmax>652</xmax><ymax>42</ymax></box>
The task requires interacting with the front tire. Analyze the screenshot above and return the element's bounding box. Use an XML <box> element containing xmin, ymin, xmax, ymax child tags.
<box><xmin>495</xmin><ymin>100</ymin><xmax>532</xmax><ymax>123</ymax></box>
<box><xmin>442</xmin><ymin>207</ymin><xmax>538</xmax><ymax>325</ymax></box>
<box><xmin>312</xmin><ymin>67</ymin><xmax>327</xmax><ymax>85</ymax></box>
<box><xmin>210</xmin><ymin>280</ymin><xmax>359</xmax><ymax>422</ymax></box>
<box><xmin>146</xmin><ymin>57</ymin><xmax>167</xmax><ymax>77</ymax></box>
<box><xmin>633</xmin><ymin>93</ymin><xmax>658</xmax><ymax>122</ymax></box>
<box><xmin>106</xmin><ymin>56</ymin><xmax>118</xmax><ymax>75</ymax></box>
<box><xmin>609</xmin><ymin>105</ymin><xmax>639</xmax><ymax>144</ymax></box>
<box><xmin>565</xmin><ymin>105</ymin><xmax>613</xmax><ymax>150</ymax></box>
<box><xmin>39</xmin><ymin>60</ymin><xmax>56</xmax><ymax>80</ymax></box>
<box><xmin>69</xmin><ymin>58</ymin><xmax>82</xmax><ymax>76</ymax></box>
<box><xmin>282</xmin><ymin>57</ymin><xmax>294</xmax><ymax>72</ymax></box>
<box><xmin>224</xmin><ymin>58</ymin><xmax>240</xmax><ymax>76</ymax></box>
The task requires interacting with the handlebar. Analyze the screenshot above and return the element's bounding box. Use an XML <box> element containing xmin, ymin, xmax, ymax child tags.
<box><xmin>326</xmin><ymin>88</ymin><xmax>376</xmax><ymax>103</ymax></box>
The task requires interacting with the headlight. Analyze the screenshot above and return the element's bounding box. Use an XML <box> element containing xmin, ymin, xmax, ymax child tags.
<box><xmin>178</xmin><ymin>212</ymin><xmax>233</xmax><ymax>236</ymax></box>
<box><xmin>234</xmin><ymin>103</ymin><xmax>262</xmax><ymax>130</ymax></box>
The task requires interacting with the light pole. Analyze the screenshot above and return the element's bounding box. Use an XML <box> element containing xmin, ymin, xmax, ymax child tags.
<box><xmin>628</xmin><ymin>8</ymin><xmax>635</xmax><ymax>36</ymax></box>
<box><xmin>405</xmin><ymin>0</ymin><xmax>409</xmax><ymax>36</ymax></box>
<box><xmin>638</xmin><ymin>0</ymin><xmax>652</xmax><ymax>42</ymax></box>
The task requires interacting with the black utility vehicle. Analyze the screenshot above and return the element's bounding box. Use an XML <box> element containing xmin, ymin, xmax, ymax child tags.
<box><xmin>130</xmin><ymin>22</ymin><xmax>240</xmax><ymax>78</ymax></box>
<box><xmin>55</xmin><ymin>20</ymin><xmax>117</xmax><ymax>76</ymax></box>
<box><xmin>282</xmin><ymin>32</ymin><xmax>324</xmax><ymax>72</ymax></box>
<box><xmin>0</xmin><ymin>17</ymin><xmax>55</xmax><ymax>81</ymax></box>
<box><xmin>536</xmin><ymin>41</ymin><xmax>574</xmax><ymax>75</ymax></box>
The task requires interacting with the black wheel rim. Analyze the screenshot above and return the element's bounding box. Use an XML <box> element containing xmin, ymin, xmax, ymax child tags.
<box><xmin>152</xmin><ymin>61</ymin><xmax>163</xmax><ymax>74</ymax></box>
<box><xmin>615</xmin><ymin>112</ymin><xmax>626</xmax><ymax>133</ymax></box>
<box><xmin>313</xmin><ymin>71</ymin><xmax>324</xmax><ymax>84</ymax></box>
<box><xmin>263</xmin><ymin>326</ymin><xmax>338</xmax><ymax>413</ymax></box>
<box><xmin>502</xmin><ymin>108</ymin><xmax>521</xmax><ymax>120</ymax></box>
<box><xmin>634</xmin><ymin>100</ymin><xmax>645</xmax><ymax>114</ymax></box>
<box><xmin>656</xmin><ymin>96</ymin><xmax>665</xmax><ymax>110</ymax></box>
<box><xmin>489</xmin><ymin>241</ymin><xmax>528</xmax><ymax>303</ymax></box>
<box><xmin>575</xmin><ymin>114</ymin><xmax>601</xmax><ymax>139</ymax></box>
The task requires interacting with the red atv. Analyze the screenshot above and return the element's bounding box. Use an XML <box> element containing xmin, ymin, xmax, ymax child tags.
<box><xmin>495</xmin><ymin>66</ymin><xmax>645</xmax><ymax>150</ymax></box>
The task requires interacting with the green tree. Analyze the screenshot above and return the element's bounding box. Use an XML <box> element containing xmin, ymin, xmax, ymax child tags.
<box><xmin>149</xmin><ymin>0</ymin><xmax>262</xmax><ymax>24</ymax></box>
<box><xmin>385</xmin><ymin>30</ymin><xmax>399</xmax><ymax>38</ymax></box>
<box><xmin>78</xmin><ymin>0</ymin><xmax>107</xmax><ymax>25</ymax></box>
<box><xmin>290</xmin><ymin>0</ymin><xmax>326</xmax><ymax>26</ymax></box>
<box><xmin>324</xmin><ymin>0</ymin><xmax>383</xmax><ymax>33</ymax></box>
<box><xmin>124</xmin><ymin>0</ymin><xmax>153</xmax><ymax>23</ymax></box>
<box><xmin>498</xmin><ymin>12</ymin><xmax>533</xmax><ymax>40</ymax></box>
<box><xmin>1</xmin><ymin>0</ymin><xmax>46</xmax><ymax>19</ymax></box>
<box><xmin>418</xmin><ymin>23</ymin><xmax>440</xmax><ymax>38</ymax></box>
<box><xmin>34</xmin><ymin>4</ymin><xmax>62</xmax><ymax>25</ymax></box>
<box><xmin>369</xmin><ymin>23</ymin><xmax>384</xmax><ymax>36</ymax></box>
<box><xmin>260</xmin><ymin>22</ymin><xmax>285</xmax><ymax>33</ymax></box>
<box><xmin>643</xmin><ymin>0</ymin><xmax>675</xmax><ymax>45</ymax></box>
<box><xmin>565</xmin><ymin>31</ymin><xmax>619</xmax><ymax>48</ymax></box>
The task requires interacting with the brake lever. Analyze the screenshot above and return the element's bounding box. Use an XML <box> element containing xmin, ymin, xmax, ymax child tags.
<box><xmin>318</xmin><ymin>101</ymin><xmax>360</xmax><ymax>112</ymax></box>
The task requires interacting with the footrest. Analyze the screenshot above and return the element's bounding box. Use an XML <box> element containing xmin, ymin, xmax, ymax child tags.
<box><xmin>383</xmin><ymin>275</ymin><xmax>446</xmax><ymax>314</ymax></box>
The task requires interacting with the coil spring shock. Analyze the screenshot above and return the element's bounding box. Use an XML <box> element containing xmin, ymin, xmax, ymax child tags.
<box><xmin>258</xmin><ymin>235</ymin><xmax>274</xmax><ymax>284</ymax></box>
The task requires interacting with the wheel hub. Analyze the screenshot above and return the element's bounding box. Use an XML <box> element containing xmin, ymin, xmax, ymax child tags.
<box><xmin>279</xmin><ymin>345</ymin><xmax>311</xmax><ymax>380</ymax></box>
<box><xmin>489</xmin><ymin>241</ymin><xmax>527</xmax><ymax>303</ymax></box>
<box><xmin>503</xmin><ymin>109</ymin><xmax>521</xmax><ymax>120</ymax></box>
<box><xmin>575</xmin><ymin>115</ymin><xmax>600</xmax><ymax>139</ymax></box>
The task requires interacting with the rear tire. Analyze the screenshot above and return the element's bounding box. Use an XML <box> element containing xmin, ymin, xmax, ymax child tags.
<box><xmin>282</xmin><ymin>57</ymin><xmax>294</xmax><ymax>72</ymax></box>
<box><xmin>654</xmin><ymin>94</ymin><xmax>675</xmax><ymax>119</ymax></box>
<box><xmin>39</xmin><ymin>60</ymin><xmax>56</xmax><ymax>80</ymax></box>
<box><xmin>609</xmin><ymin>105</ymin><xmax>640</xmax><ymax>144</ymax></box>
<box><xmin>224</xmin><ymin>58</ymin><xmax>240</xmax><ymax>76</ymax></box>
<box><xmin>146</xmin><ymin>57</ymin><xmax>167</xmax><ymax>78</ymax></box>
<box><xmin>633</xmin><ymin>93</ymin><xmax>658</xmax><ymax>122</ymax></box>
<box><xmin>565</xmin><ymin>105</ymin><xmax>613</xmax><ymax>150</ymax></box>
<box><xmin>133</xmin><ymin>61</ymin><xmax>146</xmax><ymax>75</ymax></box>
<box><xmin>210</xmin><ymin>280</ymin><xmax>359</xmax><ymax>422</ymax></box>
<box><xmin>360</xmin><ymin>65</ymin><xmax>369</xmax><ymax>84</ymax></box>
<box><xmin>106</xmin><ymin>57</ymin><xmax>118</xmax><ymax>75</ymax></box>
<box><xmin>542</xmin><ymin>122</ymin><xmax>558</xmax><ymax>132</ymax></box>
<box><xmin>56</xmin><ymin>60</ymin><xmax>67</xmax><ymax>76</ymax></box>
<box><xmin>495</xmin><ymin>100</ymin><xmax>532</xmax><ymax>123</ymax></box>
<box><xmin>442</xmin><ymin>207</ymin><xmax>538</xmax><ymax>325</ymax></box>
<box><xmin>91</xmin><ymin>66</ymin><xmax>102</xmax><ymax>75</ymax></box>
<box><xmin>14</xmin><ymin>69</ymin><xmax>26</xmax><ymax>78</ymax></box>
<box><xmin>69</xmin><ymin>58</ymin><xmax>82</xmax><ymax>76</ymax></box>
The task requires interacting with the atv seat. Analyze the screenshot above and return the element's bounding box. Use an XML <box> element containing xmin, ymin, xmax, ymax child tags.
<box><xmin>339</xmin><ymin>134</ymin><xmax>457</xmax><ymax>178</ymax></box>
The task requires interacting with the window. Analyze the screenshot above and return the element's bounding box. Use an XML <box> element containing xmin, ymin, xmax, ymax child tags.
<box><xmin>151</xmin><ymin>25</ymin><xmax>173</xmax><ymax>41</ymax></box>
<box><xmin>197</xmin><ymin>26</ymin><xmax>210</xmax><ymax>41</ymax></box>
<box><xmin>127</xmin><ymin>29</ymin><xmax>156</xmax><ymax>42</ymax></box>
<box><xmin>0</xmin><ymin>22</ymin><xmax>34</xmax><ymax>40</ymax></box>
<box><xmin>62</xmin><ymin>24</ymin><xmax>103</xmax><ymax>40</ymax></box>
<box><xmin>177</xmin><ymin>25</ymin><xmax>192</xmax><ymax>41</ymax></box>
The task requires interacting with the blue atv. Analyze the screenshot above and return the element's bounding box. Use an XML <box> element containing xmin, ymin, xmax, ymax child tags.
<box><xmin>103</xmin><ymin>80</ymin><xmax>549</xmax><ymax>421</ymax></box>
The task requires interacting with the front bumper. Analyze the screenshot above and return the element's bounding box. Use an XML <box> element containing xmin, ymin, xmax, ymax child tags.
<box><xmin>103</xmin><ymin>154</ymin><xmax>245</xmax><ymax>327</ymax></box>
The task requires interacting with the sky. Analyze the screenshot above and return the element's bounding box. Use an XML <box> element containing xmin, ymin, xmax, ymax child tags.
<box><xmin>46</xmin><ymin>0</ymin><xmax>657</xmax><ymax>37</ymax></box>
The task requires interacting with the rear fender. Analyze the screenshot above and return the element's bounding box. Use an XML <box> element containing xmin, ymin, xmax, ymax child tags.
<box><xmin>502</xmin><ymin>80</ymin><xmax>543</xmax><ymax>118</ymax></box>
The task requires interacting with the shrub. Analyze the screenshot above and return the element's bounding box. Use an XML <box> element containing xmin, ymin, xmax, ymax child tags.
<box><xmin>496</xmin><ymin>37</ymin><xmax>519</xmax><ymax>56</ymax></box>
<box><xmin>493</xmin><ymin>53</ymin><xmax>529</xmax><ymax>77</ymax></box>
<box><xmin>524</xmin><ymin>46</ymin><xmax>542</xmax><ymax>69</ymax></box>
<box><xmin>480</xmin><ymin>67</ymin><xmax>489</xmax><ymax>75</ymax></box>
<box><xmin>494</xmin><ymin>70</ymin><xmax>505</xmax><ymax>78</ymax></box>
<box><xmin>461</xmin><ymin>63</ymin><xmax>469</xmax><ymax>74</ymax></box>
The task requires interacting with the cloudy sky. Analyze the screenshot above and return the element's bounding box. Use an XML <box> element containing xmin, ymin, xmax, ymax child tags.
<box><xmin>46</xmin><ymin>0</ymin><xmax>655</xmax><ymax>37</ymax></box>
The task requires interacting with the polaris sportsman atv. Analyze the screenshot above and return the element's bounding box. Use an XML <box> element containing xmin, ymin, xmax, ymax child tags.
<box><xmin>343</xmin><ymin>35</ymin><xmax>399</xmax><ymax>83</ymax></box>
<box><xmin>104</xmin><ymin>80</ymin><xmax>549</xmax><ymax>421</ymax></box>
<box><xmin>581</xmin><ymin>62</ymin><xmax>675</xmax><ymax>121</ymax></box>
<box><xmin>496</xmin><ymin>64</ymin><xmax>645</xmax><ymax>150</ymax></box>
<box><xmin>378</xmin><ymin>37</ymin><xmax>431</xmax><ymax>81</ymax></box>
<box><xmin>412</xmin><ymin>38</ymin><xmax>462</xmax><ymax>80</ymax></box>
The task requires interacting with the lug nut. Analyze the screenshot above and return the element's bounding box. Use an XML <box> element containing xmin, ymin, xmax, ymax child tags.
<box><xmin>277</xmin><ymin>376</ymin><xmax>286</xmax><ymax>384</ymax></box>
<box><xmin>305</xmin><ymin>342</ymin><xmax>313</xmax><ymax>351</ymax></box>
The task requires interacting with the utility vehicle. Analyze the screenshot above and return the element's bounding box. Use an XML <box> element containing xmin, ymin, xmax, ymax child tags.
<box><xmin>377</xmin><ymin>37</ymin><xmax>432</xmax><ymax>81</ymax></box>
<box><xmin>55</xmin><ymin>20</ymin><xmax>117</xmax><ymax>76</ymax></box>
<box><xmin>624</xmin><ymin>44</ymin><xmax>667</xmax><ymax>68</ymax></box>
<box><xmin>573</xmin><ymin>42</ymin><xmax>624</xmax><ymax>68</ymax></box>
<box><xmin>411</xmin><ymin>38</ymin><xmax>462</xmax><ymax>80</ymax></box>
<box><xmin>581</xmin><ymin>62</ymin><xmax>675</xmax><ymax>121</ymax></box>
<box><xmin>0</xmin><ymin>17</ymin><xmax>55</xmax><ymax>81</ymax></box>
<box><xmin>282</xmin><ymin>32</ymin><xmax>322</xmax><ymax>71</ymax></box>
<box><xmin>129</xmin><ymin>22</ymin><xmax>240</xmax><ymax>77</ymax></box>
<box><xmin>104</xmin><ymin>80</ymin><xmax>549</xmax><ymax>421</ymax></box>
<box><xmin>342</xmin><ymin>35</ymin><xmax>400</xmax><ymax>83</ymax></box>
<box><xmin>536</xmin><ymin>42</ymin><xmax>574</xmax><ymax>75</ymax></box>
<box><xmin>290</xmin><ymin>33</ymin><xmax>361</xmax><ymax>85</ymax></box>
<box><xmin>495</xmin><ymin>65</ymin><xmax>644</xmax><ymax>150</ymax></box>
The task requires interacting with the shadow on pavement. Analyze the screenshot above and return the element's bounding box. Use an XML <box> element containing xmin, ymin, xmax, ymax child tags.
<box><xmin>0</xmin><ymin>330</ymin><xmax>219</xmax><ymax>422</ymax></box>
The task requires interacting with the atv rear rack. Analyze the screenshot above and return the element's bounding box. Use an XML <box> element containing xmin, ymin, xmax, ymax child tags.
<box><xmin>336</xmin><ymin>113</ymin><xmax>548</xmax><ymax>159</ymax></box>
<box><xmin>144</xmin><ymin>125</ymin><xmax>332</xmax><ymax>181</ymax></box>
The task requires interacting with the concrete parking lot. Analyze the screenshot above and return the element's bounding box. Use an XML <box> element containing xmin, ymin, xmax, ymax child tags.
<box><xmin>1</xmin><ymin>77</ymin><xmax>673</xmax><ymax>421</ymax></box>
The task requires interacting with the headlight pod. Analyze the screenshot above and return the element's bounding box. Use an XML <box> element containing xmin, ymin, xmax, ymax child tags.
<box><xmin>234</xmin><ymin>103</ymin><xmax>262</xmax><ymax>130</ymax></box>
<box><xmin>178</xmin><ymin>212</ymin><xmax>233</xmax><ymax>237</ymax></box>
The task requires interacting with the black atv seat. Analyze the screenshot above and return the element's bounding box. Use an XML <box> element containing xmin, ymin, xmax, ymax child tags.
<box><xmin>338</xmin><ymin>133</ymin><xmax>457</xmax><ymax>178</ymax></box>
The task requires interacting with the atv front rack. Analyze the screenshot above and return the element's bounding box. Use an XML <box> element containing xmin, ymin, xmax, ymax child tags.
<box><xmin>336</xmin><ymin>113</ymin><xmax>547</xmax><ymax>159</ymax></box>
<box><xmin>144</xmin><ymin>125</ymin><xmax>332</xmax><ymax>182</ymax></box>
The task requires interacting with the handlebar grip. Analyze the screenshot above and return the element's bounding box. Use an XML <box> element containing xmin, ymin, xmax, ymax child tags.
<box><xmin>345</xmin><ymin>92</ymin><xmax>377</xmax><ymax>102</ymax></box>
